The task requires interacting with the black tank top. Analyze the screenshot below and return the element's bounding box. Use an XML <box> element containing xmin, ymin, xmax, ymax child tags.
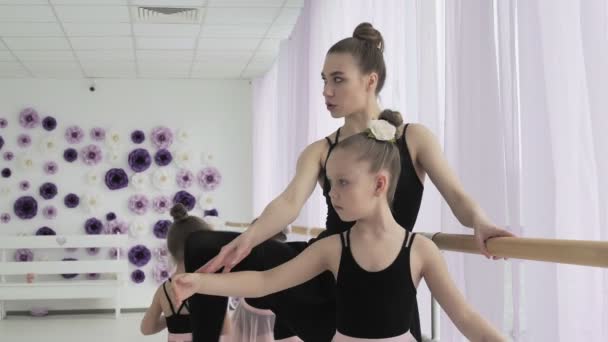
<box><xmin>336</xmin><ymin>229</ymin><xmax>418</xmax><ymax>338</ymax></box>
<box><xmin>318</xmin><ymin>124</ymin><xmax>424</xmax><ymax>239</ymax></box>
<box><xmin>163</xmin><ymin>278</ymin><xmax>192</xmax><ymax>334</ymax></box>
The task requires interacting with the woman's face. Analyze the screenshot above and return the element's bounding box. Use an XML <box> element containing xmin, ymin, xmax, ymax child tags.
<box><xmin>322</xmin><ymin>53</ymin><xmax>374</xmax><ymax>119</ymax></box>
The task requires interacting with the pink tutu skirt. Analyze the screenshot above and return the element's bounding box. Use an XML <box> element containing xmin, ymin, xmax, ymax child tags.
<box><xmin>333</xmin><ymin>330</ymin><xmax>417</xmax><ymax>342</ymax></box>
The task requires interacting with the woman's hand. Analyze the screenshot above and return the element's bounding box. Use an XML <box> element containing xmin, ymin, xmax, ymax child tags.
<box><xmin>197</xmin><ymin>231</ymin><xmax>256</xmax><ymax>274</ymax></box>
<box><xmin>474</xmin><ymin>221</ymin><xmax>516</xmax><ymax>259</ymax></box>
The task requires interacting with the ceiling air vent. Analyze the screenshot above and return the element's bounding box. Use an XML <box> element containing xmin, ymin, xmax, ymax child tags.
<box><xmin>133</xmin><ymin>6</ymin><xmax>202</xmax><ymax>23</ymax></box>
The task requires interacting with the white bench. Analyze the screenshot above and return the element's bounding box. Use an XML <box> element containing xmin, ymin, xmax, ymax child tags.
<box><xmin>0</xmin><ymin>234</ymin><xmax>128</xmax><ymax>320</ymax></box>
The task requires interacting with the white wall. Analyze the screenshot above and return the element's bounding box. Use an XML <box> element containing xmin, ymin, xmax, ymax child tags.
<box><xmin>0</xmin><ymin>78</ymin><xmax>252</xmax><ymax>310</ymax></box>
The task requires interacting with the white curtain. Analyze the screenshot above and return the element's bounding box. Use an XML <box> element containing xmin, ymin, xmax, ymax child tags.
<box><xmin>251</xmin><ymin>0</ymin><xmax>608</xmax><ymax>340</ymax></box>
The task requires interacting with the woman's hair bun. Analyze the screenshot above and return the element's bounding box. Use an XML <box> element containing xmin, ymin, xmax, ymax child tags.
<box><xmin>170</xmin><ymin>203</ymin><xmax>189</xmax><ymax>222</ymax></box>
<box><xmin>353</xmin><ymin>22</ymin><xmax>384</xmax><ymax>52</ymax></box>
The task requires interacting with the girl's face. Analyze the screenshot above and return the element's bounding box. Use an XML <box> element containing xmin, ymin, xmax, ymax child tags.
<box><xmin>322</xmin><ymin>53</ymin><xmax>376</xmax><ymax>119</ymax></box>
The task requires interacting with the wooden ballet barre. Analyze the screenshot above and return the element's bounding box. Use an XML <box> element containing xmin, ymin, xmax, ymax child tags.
<box><xmin>420</xmin><ymin>232</ymin><xmax>608</xmax><ymax>268</ymax></box>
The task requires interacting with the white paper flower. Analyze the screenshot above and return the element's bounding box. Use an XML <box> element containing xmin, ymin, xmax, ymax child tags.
<box><xmin>198</xmin><ymin>195</ymin><xmax>214</xmax><ymax>210</ymax></box>
<box><xmin>86</xmin><ymin>170</ymin><xmax>101</xmax><ymax>185</ymax></box>
<box><xmin>152</xmin><ymin>169</ymin><xmax>171</xmax><ymax>190</ymax></box>
<box><xmin>37</xmin><ymin>253</ymin><xmax>50</xmax><ymax>262</ymax></box>
<box><xmin>18</xmin><ymin>154</ymin><xmax>35</xmax><ymax>171</ymax></box>
<box><xmin>129</xmin><ymin>219</ymin><xmax>148</xmax><ymax>238</ymax></box>
<box><xmin>39</xmin><ymin>135</ymin><xmax>58</xmax><ymax>154</ymax></box>
<box><xmin>174</xmin><ymin>150</ymin><xmax>194</xmax><ymax>168</ymax></box>
<box><xmin>176</xmin><ymin>128</ymin><xmax>190</xmax><ymax>143</ymax></box>
<box><xmin>131</xmin><ymin>173</ymin><xmax>147</xmax><ymax>190</ymax></box>
<box><xmin>107</xmin><ymin>149</ymin><xmax>121</xmax><ymax>164</ymax></box>
<box><xmin>0</xmin><ymin>186</ymin><xmax>11</xmax><ymax>197</ymax></box>
<box><xmin>83</xmin><ymin>193</ymin><xmax>102</xmax><ymax>214</ymax></box>
<box><xmin>106</xmin><ymin>129</ymin><xmax>122</xmax><ymax>149</ymax></box>
<box><xmin>368</xmin><ymin>119</ymin><xmax>397</xmax><ymax>142</ymax></box>
<box><xmin>200</xmin><ymin>152</ymin><xmax>214</xmax><ymax>165</ymax></box>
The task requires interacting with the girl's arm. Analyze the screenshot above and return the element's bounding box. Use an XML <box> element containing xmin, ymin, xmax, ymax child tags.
<box><xmin>174</xmin><ymin>236</ymin><xmax>336</xmax><ymax>304</ymax></box>
<box><xmin>140</xmin><ymin>287</ymin><xmax>167</xmax><ymax>335</ymax></box>
<box><xmin>416</xmin><ymin>235</ymin><xmax>506</xmax><ymax>342</ymax></box>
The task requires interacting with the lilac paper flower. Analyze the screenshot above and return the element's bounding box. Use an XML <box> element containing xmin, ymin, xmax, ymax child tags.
<box><xmin>64</xmin><ymin>193</ymin><xmax>80</xmax><ymax>208</ymax></box>
<box><xmin>150</xmin><ymin>126</ymin><xmax>173</xmax><ymax>149</ymax></box>
<box><xmin>153</xmin><ymin>246</ymin><xmax>169</xmax><ymax>262</ymax></box>
<box><xmin>153</xmin><ymin>263</ymin><xmax>171</xmax><ymax>283</ymax></box>
<box><xmin>41</xmin><ymin>116</ymin><xmax>57</xmax><ymax>131</ymax></box>
<box><xmin>86</xmin><ymin>247</ymin><xmax>100</xmax><ymax>256</ymax></box>
<box><xmin>152</xmin><ymin>196</ymin><xmax>170</xmax><ymax>214</ymax></box>
<box><xmin>90</xmin><ymin>127</ymin><xmax>106</xmax><ymax>141</ymax></box>
<box><xmin>128</xmin><ymin>194</ymin><xmax>149</xmax><ymax>215</ymax></box>
<box><xmin>84</xmin><ymin>217</ymin><xmax>103</xmax><ymax>235</ymax></box>
<box><xmin>204</xmin><ymin>208</ymin><xmax>219</xmax><ymax>217</ymax></box>
<box><xmin>17</xmin><ymin>134</ymin><xmax>31</xmax><ymax>148</ymax></box>
<box><xmin>106</xmin><ymin>212</ymin><xmax>116</xmax><ymax>221</ymax></box>
<box><xmin>128</xmin><ymin>245</ymin><xmax>151</xmax><ymax>267</ymax></box>
<box><xmin>19</xmin><ymin>108</ymin><xmax>40</xmax><ymax>129</ymax></box>
<box><xmin>15</xmin><ymin>248</ymin><xmax>34</xmax><ymax>262</ymax></box>
<box><xmin>128</xmin><ymin>148</ymin><xmax>152</xmax><ymax>173</ymax></box>
<box><xmin>36</xmin><ymin>226</ymin><xmax>56</xmax><ymax>235</ymax></box>
<box><xmin>154</xmin><ymin>149</ymin><xmax>172</xmax><ymax>166</ymax></box>
<box><xmin>0</xmin><ymin>213</ymin><xmax>10</xmax><ymax>223</ymax></box>
<box><xmin>105</xmin><ymin>220</ymin><xmax>128</xmax><ymax>235</ymax></box>
<box><xmin>65</xmin><ymin>126</ymin><xmax>84</xmax><ymax>144</ymax></box>
<box><xmin>176</xmin><ymin>169</ymin><xmax>193</xmax><ymax>188</ymax></box>
<box><xmin>42</xmin><ymin>205</ymin><xmax>57</xmax><ymax>219</ymax></box>
<box><xmin>131</xmin><ymin>269</ymin><xmax>145</xmax><ymax>284</ymax></box>
<box><xmin>63</xmin><ymin>148</ymin><xmax>78</xmax><ymax>162</ymax></box>
<box><xmin>0</xmin><ymin>118</ymin><xmax>7</xmax><ymax>128</ymax></box>
<box><xmin>105</xmin><ymin>168</ymin><xmax>129</xmax><ymax>190</ymax></box>
<box><xmin>61</xmin><ymin>258</ymin><xmax>78</xmax><ymax>279</ymax></box>
<box><xmin>86</xmin><ymin>273</ymin><xmax>100</xmax><ymax>280</ymax></box>
<box><xmin>3</xmin><ymin>151</ymin><xmax>13</xmax><ymax>161</ymax></box>
<box><xmin>43</xmin><ymin>161</ymin><xmax>58</xmax><ymax>175</ymax></box>
<box><xmin>80</xmin><ymin>144</ymin><xmax>102</xmax><ymax>166</ymax></box>
<box><xmin>173</xmin><ymin>190</ymin><xmax>195</xmax><ymax>211</ymax></box>
<box><xmin>153</xmin><ymin>220</ymin><xmax>171</xmax><ymax>239</ymax></box>
<box><xmin>197</xmin><ymin>167</ymin><xmax>222</xmax><ymax>191</ymax></box>
<box><xmin>14</xmin><ymin>196</ymin><xmax>38</xmax><ymax>219</ymax></box>
<box><xmin>1</xmin><ymin>168</ymin><xmax>10</xmax><ymax>178</ymax></box>
<box><xmin>39</xmin><ymin>182</ymin><xmax>58</xmax><ymax>200</ymax></box>
<box><xmin>131</xmin><ymin>130</ymin><xmax>145</xmax><ymax>144</ymax></box>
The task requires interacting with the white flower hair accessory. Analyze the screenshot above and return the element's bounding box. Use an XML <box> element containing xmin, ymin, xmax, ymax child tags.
<box><xmin>367</xmin><ymin>119</ymin><xmax>396</xmax><ymax>142</ymax></box>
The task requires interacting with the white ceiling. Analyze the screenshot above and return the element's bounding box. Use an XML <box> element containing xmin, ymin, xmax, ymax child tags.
<box><xmin>0</xmin><ymin>0</ymin><xmax>303</xmax><ymax>79</ymax></box>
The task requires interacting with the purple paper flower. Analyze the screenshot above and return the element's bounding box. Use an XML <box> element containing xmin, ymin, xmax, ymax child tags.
<box><xmin>1</xmin><ymin>168</ymin><xmax>10</xmax><ymax>178</ymax></box>
<box><xmin>153</xmin><ymin>220</ymin><xmax>171</xmax><ymax>239</ymax></box>
<box><xmin>152</xmin><ymin>196</ymin><xmax>170</xmax><ymax>214</ymax></box>
<box><xmin>153</xmin><ymin>246</ymin><xmax>169</xmax><ymax>261</ymax></box>
<box><xmin>86</xmin><ymin>273</ymin><xmax>100</xmax><ymax>280</ymax></box>
<box><xmin>42</xmin><ymin>116</ymin><xmax>57</xmax><ymax>131</ymax></box>
<box><xmin>204</xmin><ymin>208</ymin><xmax>219</xmax><ymax>217</ymax></box>
<box><xmin>197</xmin><ymin>167</ymin><xmax>222</xmax><ymax>191</ymax></box>
<box><xmin>64</xmin><ymin>193</ymin><xmax>80</xmax><ymax>208</ymax></box>
<box><xmin>42</xmin><ymin>205</ymin><xmax>57</xmax><ymax>219</ymax></box>
<box><xmin>105</xmin><ymin>168</ymin><xmax>129</xmax><ymax>190</ymax></box>
<box><xmin>105</xmin><ymin>220</ymin><xmax>128</xmax><ymax>235</ymax></box>
<box><xmin>61</xmin><ymin>258</ymin><xmax>78</xmax><ymax>279</ymax></box>
<box><xmin>131</xmin><ymin>269</ymin><xmax>145</xmax><ymax>284</ymax></box>
<box><xmin>154</xmin><ymin>149</ymin><xmax>172</xmax><ymax>166</ymax></box>
<box><xmin>176</xmin><ymin>169</ymin><xmax>193</xmax><ymax>188</ymax></box>
<box><xmin>39</xmin><ymin>182</ymin><xmax>58</xmax><ymax>200</ymax></box>
<box><xmin>153</xmin><ymin>263</ymin><xmax>171</xmax><ymax>283</ymax></box>
<box><xmin>63</xmin><ymin>148</ymin><xmax>78</xmax><ymax>162</ymax></box>
<box><xmin>106</xmin><ymin>212</ymin><xmax>116</xmax><ymax>221</ymax></box>
<box><xmin>36</xmin><ymin>226</ymin><xmax>56</xmax><ymax>235</ymax></box>
<box><xmin>151</xmin><ymin>126</ymin><xmax>173</xmax><ymax>149</ymax></box>
<box><xmin>109</xmin><ymin>247</ymin><xmax>125</xmax><ymax>259</ymax></box>
<box><xmin>84</xmin><ymin>217</ymin><xmax>103</xmax><ymax>235</ymax></box>
<box><xmin>128</xmin><ymin>245</ymin><xmax>151</xmax><ymax>267</ymax></box>
<box><xmin>65</xmin><ymin>125</ymin><xmax>84</xmax><ymax>144</ymax></box>
<box><xmin>173</xmin><ymin>190</ymin><xmax>196</xmax><ymax>211</ymax></box>
<box><xmin>131</xmin><ymin>130</ymin><xmax>145</xmax><ymax>144</ymax></box>
<box><xmin>86</xmin><ymin>247</ymin><xmax>100</xmax><ymax>256</ymax></box>
<box><xmin>15</xmin><ymin>248</ymin><xmax>34</xmax><ymax>262</ymax></box>
<box><xmin>90</xmin><ymin>127</ymin><xmax>106</xmax><ymax>141</ymax></box>
<box><xmin>0</xmin><ymin>118</ymin><xmax>7</xmax><ymax>128</ymax></box>
<box><xmin>80</xmin><ymin>144</ymin><xmax>102</xmax><ymax>166</ymax></box>
<box><xmin>17</xmin><ymin>134</ymin><xmax>31</xmax><ymax>148</ymax></box>
<box><xmin>43</xmin><ymin>161</ymin><xmax>58</xmax><ymax>175</ymax></box>
<box><xmin>128</xmin><ymin>194</ymin><xmax>149</xmax><ymax>215</ymax></box>
<box><xmin>14</xmin><ymin>196</ymin><xmax>38</xmax><ymax>219</ymax></box>
<box><xmin>128</xmin><ymin>148</ymin><xmax>152</xmax><ymax>173</ymax></box>
<box><xmin>19</xmin><ymin>108</ymin><xmax>40</xmax><ymax>129</ymax></box>
<box><xmin>1</xmin><ymin>213</ymin><xmax>10</xmax><ymax>223</ymax></box>
<box><xmin>3</xmin><ymin>151</ymin><xmax>13</xmax><ymax>161</ymax></box>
